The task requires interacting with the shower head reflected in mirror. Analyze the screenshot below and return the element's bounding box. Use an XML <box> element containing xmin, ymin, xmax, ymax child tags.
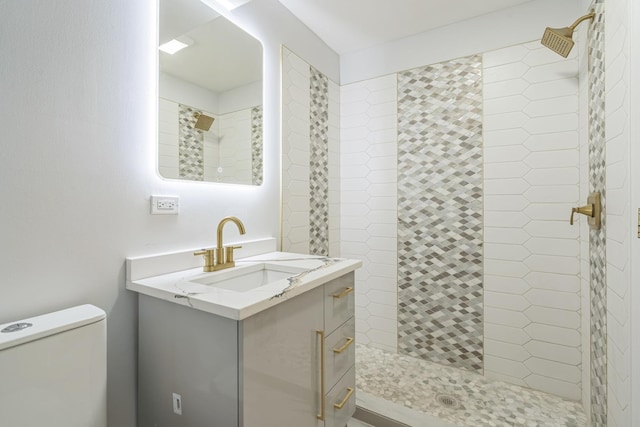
<box><xmin>541</xmin><ymin>9</ymin><xmax>595</xmax><ymax>57</ymax></box>
<box><xmin>194</xmin><ymin>112</ymin><xmax>215</xmax><ymax>131</ymax></box>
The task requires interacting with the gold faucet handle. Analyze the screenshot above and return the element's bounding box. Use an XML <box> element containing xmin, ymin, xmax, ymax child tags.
<box><xmin>224</xmin><ymin>245</ymin><xmax>242</xmax><ymax>264</ymax></box>
<box><xmin>194</xmin><ymin>249</ymin><xmax>215</xmax><ymax>272</ymax></box>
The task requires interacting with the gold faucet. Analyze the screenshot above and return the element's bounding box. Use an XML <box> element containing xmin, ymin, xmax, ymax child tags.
<box><xmin>194</xmin><ymin>216</ymin><xmax>246</xmax><ymax>272</ymax></box>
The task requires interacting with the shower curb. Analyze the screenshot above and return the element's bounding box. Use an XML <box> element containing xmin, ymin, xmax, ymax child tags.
<box><xmin>354</xmin><ymin>406</ymin><xmax>412</xmax><ymax>427</ymax></box>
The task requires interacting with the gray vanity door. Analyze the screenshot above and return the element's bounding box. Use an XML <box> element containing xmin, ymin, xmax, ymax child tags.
<box><xmin>240</xmin><ymin>286</ymin><xmax>325</xmax><ymax>427</ymax></box>
<box><xmin>137</xmin><ymin>295</ymin><xmax>240</xmax><ymax>427</ymax></box>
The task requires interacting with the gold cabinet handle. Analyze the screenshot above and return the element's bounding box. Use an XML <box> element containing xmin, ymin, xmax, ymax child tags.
<box><xmin>333</xmin><ymin>387</ymin><xmax>354</xmax><ymax>410</ymax></box>
<box><xmin>332</xmin><ymin>287</ymin><xmax>353</xmax><ymax>299</ymax></box>
<box><xmin>333</xmin><ymin>337</ymin><xmax>354</xmax><ymax>354</ymax></box>
<box><xmin>316</xmin><ymin>330</ymin><xmax>325</xmax><ymax>421</ymax></box>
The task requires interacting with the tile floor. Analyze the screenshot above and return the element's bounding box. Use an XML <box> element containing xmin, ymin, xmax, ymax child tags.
<box><xmin>354</xmin><ymin>344</ymin><xmax>587</xmax><ymax>426</ymax></box>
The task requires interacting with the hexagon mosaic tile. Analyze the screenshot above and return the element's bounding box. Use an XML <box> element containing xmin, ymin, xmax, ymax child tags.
<box><xmin>309</xmin><ymin>66</ymin><xmax>330</xmax><ymax>256</ymax></box>
<box><xmin>250</xmin><ymin>106</ymin><xmax>263</xmax><ymax>185</ymax></box>
<box><xmin>357</xmin><ymin>344</ymin><xmax>587</xmax><ymax>426</ymax></box>
<box><xmin>178</xmin><ymin>104</ymin><xmax>205</xmax><ymax>181</ymax></box>
<box><xmin>587</xmin><ymin>4</ymin><xmax>607</xmax><ymax>425</ymax></box>
<box><xmin>397</xmin><ymin>55</ymin><xmax>484</xmax><ymax>373</ymax></box>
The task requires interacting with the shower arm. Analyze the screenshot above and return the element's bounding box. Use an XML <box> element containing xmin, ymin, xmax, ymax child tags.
<box><xmin>569</xmin><ymin>10</ymin><xmax>595</xmax><ymax>31</ymax></box>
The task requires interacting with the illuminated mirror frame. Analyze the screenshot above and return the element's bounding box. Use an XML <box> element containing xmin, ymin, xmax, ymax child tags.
<box><xmin>157</xmin><ymin>0</ymin><xmax>264</xmax><ymax>186</ymax></box>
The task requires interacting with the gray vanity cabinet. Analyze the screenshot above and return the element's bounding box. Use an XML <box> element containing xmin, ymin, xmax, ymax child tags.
<box><xmin>137</xmin><ymin>272</ymin><xmax>355</xmax><ymax>427</ymax></box>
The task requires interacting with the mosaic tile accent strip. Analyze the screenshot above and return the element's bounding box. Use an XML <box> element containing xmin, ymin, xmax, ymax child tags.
<box><xmin>588</xmin><ymin>3</ymin><xmax>607</xmax><ymax>426</ymax></box>
<box><xmin>251</xmin><ymin>105</ymin><xmax>263</xmax><ymax>185</ymax></box>
<box><xmin>397</xmin><ymin>55</ymin><xmax>484</xmax><ymax>372</ymax></box>
<box><xmin>178</xmin><ymin>104</ymin><xmax>204</xmax><ymax>181</ymax></box>
<box><xmin>309</xmin><ymin>66</ymin><xmax>330</xmax><ymax>256</ymax></box>
<box><xmin>356</xmin><ymin>344</ymin><xmax>587</xmax><ymax>426</ymax></box>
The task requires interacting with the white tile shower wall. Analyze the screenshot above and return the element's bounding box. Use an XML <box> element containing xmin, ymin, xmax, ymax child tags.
<box><xmin>218</xmin><ymin>109</ymin><xmax>252</xmax><ymax>184</ymax></box>
<box><xmin>203</xmin><ymin>127</ymin><xmax>220</xmax><ymax>182</ymax></box>
<box><xmin>577</xmin><ymin>24</ymin><xmax>591</xmax><ymax>415</ymax></box>
<box><xmin>281</xmin><ymin>48</ymin><xmax>337</xmax><ymax>255</ymax></box>
<box><xmin>483</xmin><ymin>41</ymin><xmax>582</xmax><ymax>400</ymax></box>
<box><xmin>605</xmin><ymin>0</ymin><xmax>631</xmax><ymax>424</ymax></box>
<box><xmin>340</xmin><ymin>75</ymin><xmax>398</xmax><ymax>352</ymax></box>
<box><xmin>281</xmin><ymin>48</ymin><xmax>311</xmax><ymax>253</ymax></box>
<box><xmin>328</xmin><ymin>79</ymin><xmax>341</xmax><ymax>256</ymax></box>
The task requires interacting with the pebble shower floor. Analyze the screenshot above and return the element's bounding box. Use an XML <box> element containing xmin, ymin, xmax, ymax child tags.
<box><xmin>356</xmin><ymin>344</ymin><xmax>587</xmax><ymax>426</ymax></box>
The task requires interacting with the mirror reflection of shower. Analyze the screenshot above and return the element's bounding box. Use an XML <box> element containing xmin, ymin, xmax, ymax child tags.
<box><xmin>158</xmin><ymin>100</ymin><xmax>262</xmax><ymax>185</ymax></box>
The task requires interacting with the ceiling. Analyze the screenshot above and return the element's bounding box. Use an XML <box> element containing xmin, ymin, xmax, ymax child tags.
<box><xmin>159</xmin><ymin>0</ymin><xmax>536</xmax><ymax>92</ymax></box>
<box><xmin>277</xmin><ymin>0</ymin><xmax>534</xmax><ymax>55</ymax></box>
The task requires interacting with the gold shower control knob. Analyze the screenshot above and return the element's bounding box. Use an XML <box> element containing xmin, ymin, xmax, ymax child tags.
<box><xmin>570</xmin><ymin>205</ymin><xmax>594</xmax><ymax>225</ymax></box>
<box><xmin>569</xmin><ymin>192</ymin><xmax>601</xmax><ymax>230</ymax></box>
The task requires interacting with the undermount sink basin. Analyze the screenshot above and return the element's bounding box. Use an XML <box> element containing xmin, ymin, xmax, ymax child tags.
<box><xmin>191</xmin><ymin>263</ymin><xmax>308</xmax><ymax>292</ymax></box>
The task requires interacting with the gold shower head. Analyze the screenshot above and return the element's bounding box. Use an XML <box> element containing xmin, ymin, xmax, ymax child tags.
<box><xmin>541</xmin><ymin>9</ymin><xmax>595</xmax><ymax>57</ymax></box>
<box><xmin>194</xmin><ymin>112</ymin><xmax>215</xmax><ymax>131</ymax></box>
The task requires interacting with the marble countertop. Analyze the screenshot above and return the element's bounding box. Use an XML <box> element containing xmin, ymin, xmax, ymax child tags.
<box><xmin>126</xmin><ymin>251</ymin><xmax>361</xmax><ymax>320</ymax></box>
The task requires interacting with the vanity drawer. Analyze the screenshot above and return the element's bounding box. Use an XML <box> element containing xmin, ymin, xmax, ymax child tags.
<box><xmin>324</xmin><ymin>366</ymin><xmax>356</xmax><ymax>427</ymax></box>
<box><xmin>324</xmin><ymin>317</ymin><xmax>355</xmax><ymax>388</ymax></box>
<box><xmin>324</xmin><ymin>273</ymin><xmax>354</xmax><ymax>334</ymax></box>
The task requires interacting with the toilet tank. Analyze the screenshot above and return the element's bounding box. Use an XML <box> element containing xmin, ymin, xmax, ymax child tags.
<box><xmin>0</xmin><ymin>304</ymin><xmax>107</xmax><ymax>427</ymax></box>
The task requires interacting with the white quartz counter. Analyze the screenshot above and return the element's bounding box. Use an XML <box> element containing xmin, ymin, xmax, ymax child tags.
<box><xmin>126</xmin><ymin>251</ymin><xmax>361</xmax><ymax>320</ymax></box>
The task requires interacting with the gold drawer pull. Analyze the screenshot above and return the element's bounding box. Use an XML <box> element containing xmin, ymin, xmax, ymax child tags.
<box><xmin>333</xmin><ymin>337</ymin><xmax>354</xmax><ymax>354</ymax></box>
<box><xmin>332</xmin><ymin>287</ymin><xmax>353</xmax><ymax>299</ymax></box>
<box><xmin>316</xmin><ymin>330</ymin><xmax>325</xmax><ymax>421</ymax></box>
<box><xmin>333</xmin><ymin>387</ymin><xmax>354</xmax><ymax>410</ymax></box>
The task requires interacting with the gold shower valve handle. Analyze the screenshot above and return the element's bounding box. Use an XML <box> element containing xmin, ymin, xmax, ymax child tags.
<box><xmin>570</xmin><ymin>205</ymin><xmax>594</xmax><ymax>225</ymax></box>
<box><xmin>569</xmin><ymin>192</ymin><xmax>601</xmax><ymax>230</ymax></box>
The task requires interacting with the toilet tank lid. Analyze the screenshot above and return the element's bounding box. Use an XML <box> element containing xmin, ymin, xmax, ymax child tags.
<box><xmin>0</xmin><ymin>304</ymin><xmax>105</xmax><ymax>351</ymax></box>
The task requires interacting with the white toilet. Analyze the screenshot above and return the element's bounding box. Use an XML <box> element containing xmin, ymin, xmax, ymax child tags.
<box><xmin>0</xmin><ymin>304</ymin><xmax>107</xmax><ymax>427</ymax></box>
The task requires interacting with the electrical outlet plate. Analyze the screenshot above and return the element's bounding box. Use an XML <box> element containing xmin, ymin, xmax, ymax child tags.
<box><xmin>151</xmin><ymin>196</ymin><xmax>180</xmax><ymax>215</ymax></box>
<box><xmin>172</xmin><ymin>393</ymin><xmax>182</xmax><ymax>415</ymax></box>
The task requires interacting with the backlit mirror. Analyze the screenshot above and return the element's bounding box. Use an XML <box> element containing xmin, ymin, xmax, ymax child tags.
<box><xmin>158</xmin><ymin>0</ymin><xmax>263</xmax><ymax>185</ymax></box>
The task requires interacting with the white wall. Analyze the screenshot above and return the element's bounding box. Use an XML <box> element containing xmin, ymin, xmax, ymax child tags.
<box><xmin>605</xmin><ymin>0</ymin><xmax>632</xmax><ymax>424</ymax></box>
<box><xmin>159</xmin><ymin>71</ymin><xmax>220</xmax><ymax>113</ymax></box>
<box><xmin>631</xmin><ymin>0</ymin><xmax>640</xmax><ymax>424</ymax></box>
<box><xmin>0</xmin><ymin>1</ymin><xmax>338</xmax><ymax>426</ymax></box>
